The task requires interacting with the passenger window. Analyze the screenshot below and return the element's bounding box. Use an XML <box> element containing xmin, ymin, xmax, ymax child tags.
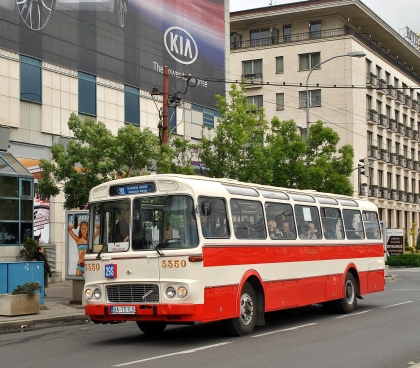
<box><xmin>231</xmin><ymin>199</ymin><xmax>266</xmax><ymax>240</ymax></box>
<box><xmin>265</xmin><ymin>202</ymin><xmax>296</xmax><ymax>240</ymax></box>
<box><xmin>294</xmin><ymin>205</ymin><xmax>321</xmax><ymax>240</ymax></box>
<box><xmin>343</xmin><ymin>209</ymin><xmax>365</xmax><ymax>240</ymax></box>
<box><xmin>320</xmin><ymin>207</ymin><xmax>344</xmax><ymax>240</ymax></box>
<box><xmin>198</xmin><ymin>197</ymin><xmax>230</xmax><ymax>238</ymax></box>
<box><xmin>363</xmin><ymin>211</ymin><xmax>381</xmax><ymax>240</ymax></box>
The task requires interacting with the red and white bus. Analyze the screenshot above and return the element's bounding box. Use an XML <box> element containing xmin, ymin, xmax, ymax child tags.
<box><xmin>84</xmin><ymin>174</ymin><xmax>385</xmax><ymax>336</ymax></box>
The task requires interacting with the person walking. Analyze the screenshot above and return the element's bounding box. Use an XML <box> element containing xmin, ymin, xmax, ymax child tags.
<box><xmin>34</xmin><ymin>246</ymin><xmax>52</xmax><ymax>296</ymax></box>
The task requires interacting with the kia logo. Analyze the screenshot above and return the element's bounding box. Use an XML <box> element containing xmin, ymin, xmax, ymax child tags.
<box><xmin>164</xmin><ymin>26</ymin><xmax>198</xmax><ymax>65</ymax></box>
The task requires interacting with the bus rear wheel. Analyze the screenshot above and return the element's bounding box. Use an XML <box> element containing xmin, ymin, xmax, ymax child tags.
<box><xmin>136</xmin><ymin>321</ymin><xmax>167</xmax><ymax>336</ymax></box>
<box><xmin>334</xmin><ymin>272</ymin><xmax>357</xmax><ymax>314</ymax></box>
<box><xmin>223</xmin><ymin>282</ymin><xmax>257</xmax><ymax>336</ymax></box>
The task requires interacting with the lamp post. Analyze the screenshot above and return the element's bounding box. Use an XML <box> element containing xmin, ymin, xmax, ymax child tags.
<box><xmin>305</xmin><ymin>51</ymin><xmax>366</xmax><ymax>137</ymax></box>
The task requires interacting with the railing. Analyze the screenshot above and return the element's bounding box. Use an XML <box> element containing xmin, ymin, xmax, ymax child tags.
<box><xmin>367</xmin><ymin>109</ymin><xmax>378</xmax><ymax>123</ymax></box>
<box><xmin>413</xmin><ymin>130</ymin><xmax>419</xmax><ymax>141</ymax></box>
<box><xmin>241</xmin><ymin>73</ymin><xmax>263</xmax><ymax>84</ymax></box>
<box><xmin>387</xmin><ymin>86</ymin><xmax>396</xmax><ymax>99</ymax></box>
<box><xmin>405</xmin><ymin>127</ymin><xmax>412</xmax><ymax>139</ymax></box>
<box><xmin>389</xmin><ymin>119</ymin><xmax>397</xmax><ymax>131</ymax></box>
<box><xmin>380</xmin><ymin>149</ymin><xmax>388</xmax><ymax>161</ymax></box>
<box><xmin>366</xmin><ymin>73</ymin><xmax>377</xmax><ymax>88</ymax></box>
<box><xmin>390</xmin><ymin>153</ymin><xmax>398</xmax><ymax>165</ymax></box>
<box><xmin>404</xmin><ymin>95</ymin><xmax>411</xmax><ymax>108</ymax></box>
<box><xmin>396</xmin><ymin>90</ymin><xmax>404</xmax><ymax>104</ymax></box>
<box><xmin>378</xmin><ymin>80</ymin><xmax>387</xmax><ymax>94</ymax></box>
<box><xmin>379</xmin><ymin>114</ymin><xmax>388</xmax><ymax>128</ymax></box>
<box><xmin>397</xmin><ymin>123</ymin><xmax>405</xmax><ymax>135</ymax></box>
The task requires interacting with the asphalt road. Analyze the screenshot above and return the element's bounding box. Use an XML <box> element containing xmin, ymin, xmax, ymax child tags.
<box><xmin>1</xmin><ymin>269</ymin><xmax>420</xmax><ymax>368</ymax></box>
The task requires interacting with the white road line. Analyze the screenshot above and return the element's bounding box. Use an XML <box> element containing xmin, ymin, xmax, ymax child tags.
<box><xmin>335</xmin><ymin>310</ymin><xmax>371</xmax><ymax>319</ymax></box>
<box><xmin>381</xmin><ymin>301</ymin><xmax>413</xmax><ymax>309</ymax></box>
<box><xmin>113</xmin><ymin>342</ymin><xmax>232</xmax><ymax>367</ymax></box>
<box><xmin>388</xmin><ymin>289</ymin><xmax>420</xmax><ymax>291</ymax></box>
<box><xmin>252</xmin><ymin>323</ymin><xmax>317</xmax><ymax>338</ymax></box>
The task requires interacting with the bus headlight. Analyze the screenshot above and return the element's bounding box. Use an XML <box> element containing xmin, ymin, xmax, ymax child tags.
<box><xmin>93</xmin><ymin>288</ymin><xmax>102</xmax><ymax>299</ymax></box>
<box><xmin>177</xmin><ymin>286</ymin><xmax>188</xmax><ymax>298</ymax></box>
<box><xmin>166</xmin><ymin>286</ymin><xmax>176</xmax><ymax>298</ymax></box>
<box><xmin>85</xmin><ymin>289</ymin><xmax>93</xmax><ymax>300</ymax></box>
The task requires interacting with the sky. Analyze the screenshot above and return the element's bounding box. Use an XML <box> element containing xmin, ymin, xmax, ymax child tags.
<box><xmin>230</xmin><ymin>0</ymin><xmax>419</xmax><ymax>37</ymax></box>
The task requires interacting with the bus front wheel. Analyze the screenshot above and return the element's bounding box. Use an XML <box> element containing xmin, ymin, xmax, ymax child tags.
<box><xmin>136</xmin><ymin>321</ymin><xmax>167</xmax><ymax>336</ymax></box>
<box><xmin>223</xmin><ymin>282</ymin><xmax>257</xmax><ymax>336</ymax></box>
<box><xmin>334</xmin><ymin>272</ymin><xmax>357</xmax><ymax>313</ymax></box>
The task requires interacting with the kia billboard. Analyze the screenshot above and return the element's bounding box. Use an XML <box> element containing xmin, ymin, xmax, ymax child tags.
<box><xmin>0</xmin><ymin>0</ymin><xmax>225</xmax><ymax>107</ymax></box>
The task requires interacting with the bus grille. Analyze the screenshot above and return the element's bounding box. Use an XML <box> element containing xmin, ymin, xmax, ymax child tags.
<box><xmin>106</xmin><ymin>284</ymin><xmax>159</xmax><ymax>303</ymax></box>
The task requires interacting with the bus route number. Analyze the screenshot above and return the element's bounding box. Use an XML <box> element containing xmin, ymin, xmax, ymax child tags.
<box><xmin>161</xmin><ymin>260</ymin><xmax>186</xmax><ymax>268</ymax></box>
<box><xmin>85</xmin><ymin>263</ymin><xmax>100</xmax><ymax>272</ymax></box>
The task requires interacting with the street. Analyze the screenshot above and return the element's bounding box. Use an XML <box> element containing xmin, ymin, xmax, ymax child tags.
<box><xmin>1</xmin><ymin>269</ymin><xmax>420</xmax><ymax>368</ymax></box>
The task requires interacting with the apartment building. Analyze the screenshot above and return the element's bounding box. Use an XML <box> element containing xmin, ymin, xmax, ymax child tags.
<box><xmin>0</xmin><ymin>0</ymin><xmax>229</xmax><ymax>271</ymax></box>
<box><xmin>230</xmin><ymin>0</ymin><xmax>420</xmax><ymax>234</ymax></box>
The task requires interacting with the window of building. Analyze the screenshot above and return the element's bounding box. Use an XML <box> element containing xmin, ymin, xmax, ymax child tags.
<box><xmin>387</xmin><ymin>172</ymin><xmax>392</xmax><ymax>189</ymax></box>
<box><xmin>367</xmin><ymin>131</ymin><xmax>373</xmax><ymax>146</ymax></box>
<box><xmin>242</xmin><ymin>59</ymin><xmax>262</xmax><ymax>82</ymax></box>
<box><xmin>250</xmin><ymin>28</ymin><xmax>269</xmax><ymax>46</ymax></box>
<box><xmin>299</xmin><ymin>90</ymin><xmax>321</xmax><ymax>108</ymax></box>
<box><xmin>366</xmin><ymin>59</ymin><xmax>372</xmax><ymax>74</ymax></box>
<box><xmin>283</xmin><ymin>24</ymin><xmax>291</xmax><ymax>42</ymax></box>
<box><xmin>124</xmin><ymin>85</ymin><xmax>140</xmax><ymax>126</ymax></box>
<box><xmin>376</xmin><ymin>65</ymin><xmax>382</xmax><ymax>79</ymax></box>
<box><xmin>411</xmin><ymin>118</ymin><xmax>415</xmax><ymax>130</ymax></box>
<box><xmin>394</xmin><ymin>110</ymin><xmax>400</xmax><ymax>123</ymax></box>
<box><xmin>385</xmin><ymin>71</ymin><xmax>391</xmax><ymax>85</ymax></box>
<box><xmin>299</xmin><ymin>52</ymin><xmax>320</xmax><ymax>70</ymax></box>
<box><xmin>377</xmin><ymin>135</ymin><xmax>383</xmax><ymax>149</ymax></box>
<box><xmin>394</xmin><ymin>77</ymin><xmax>399</xmax><ymax>88</ymax></box>
<box><xmin>20</xmin><ymin>55</ymin><xmax>42</xmax><ymax>104</ymax></box>
<box><xmin>78</xmin><ymin>72</ymin><xmax>96</xmax><ymax>116</ymax></box>
<box><xmin>395</xmin><ymin>142</ymin><xmax>400</xmax><ymax>155</ymax></box>
<box><xmin>203</xmin><ymin>108</ymin><xmax>216</xmax><ymax>128</ymax></box>
<box><xmin>248</xmin><ymin>95</ymin><xmax>263</xmax><ymax>110</ymax></box>
<box><xmin>230</xmin><ymin>32</ymin><xmax>242</xmax><ymax>48</ymax></box>
<box><xmin>376</xmin><ymin>100</ymin><xmax>382</xmax><ymax>114</ymax></box>
<box><xmin>309</xmin><ymin>21</ymin><xmax>321</xmax><ymax>38</ymax></box>
<box><xmin>168</xmin><ymin>106</ymin><xmax>177</xmax><ymax>134</ymax></box>
<box><xmin>366</xmin><ymin>95</ymin><xmax>372</xmax><ymax>110</ymax></box>
<box><xmin>386</xmin><ymin>105</ymin><xmax>391</xmax><ymax>118</ymax></box>
<box><xmin>275</xmin><ymin>56</ymin><xmax>284</xmax><ymax>73</ymax></box>
<box><xmin>387</xmin><ymin>138</ymin><xmax>392</xmax><ymax>152</ymax></box>
<box><xmin>276</xmin><ymin>93</ymin><xmax>284</xmax><ymax>111</ymax></box>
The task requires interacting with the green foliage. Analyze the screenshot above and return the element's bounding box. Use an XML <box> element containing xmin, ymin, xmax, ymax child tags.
<box><xmin>385</xmin><ymin>254</ymin><xmax>420</xmax><ymax>267</ymax></box>
<box><xmin>38</xmin><ymin>113</ymin><xmax>164</xmax><ymax>209</ymax></box>
<box><xmin>12</xmin><ymin>282</ymin><xmax>42</xmax><ymax>297</ymax></box>
<box><xmin>199</xmin><ymin>83</ymin><xmax>354</xmax><ymax>195</ymax></box>
<box><xmin>19</xmin><ymin>238</ymin><xmax>39</xmax><ymax>261</ymax></box>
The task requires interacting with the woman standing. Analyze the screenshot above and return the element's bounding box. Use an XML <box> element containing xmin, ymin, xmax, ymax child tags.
<box><xmin>34</xmin><ymin>246</ymin><xmax>52</xmax><ymax>296</ymax></box>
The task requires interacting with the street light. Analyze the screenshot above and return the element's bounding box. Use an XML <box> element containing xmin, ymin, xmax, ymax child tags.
<box><xmin>305</xmin><ymin>50</ymin><xmax>366</xmax><ymax>137</ymax></box>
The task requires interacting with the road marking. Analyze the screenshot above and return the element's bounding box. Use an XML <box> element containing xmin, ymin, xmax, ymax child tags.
<box><xmin>381</xmin><ymin>301</ymin><xmax>413</xmax><ymax>309</ymax></box>
<box><xmin>252</xmin><ymin>323</ymin><xmax>317</xmax><ymax>338</ymax></box>
<box><xmin>388</xmin><ymin>289</ymin><xmax>420</xmax><ymax>291</ymax></box>
<box><xmin>113</xmin><ymin>342</ymin><xmax>232</xmax><ymax>366</ymax></box>
<box><xmin>335</xmin><ymin>310</ymin><xmax>371</xmax><ymax>319</ymax></box>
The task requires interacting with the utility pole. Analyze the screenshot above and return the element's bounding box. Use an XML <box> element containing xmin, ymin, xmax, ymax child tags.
<box><xmin>162</xmin><ymin>66</ymin><xmax>169</xmax><ymax>145</ymax></box>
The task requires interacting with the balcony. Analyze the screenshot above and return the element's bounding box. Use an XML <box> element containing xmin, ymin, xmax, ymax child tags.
<box><xmin>395</xmin><ymin>90</ymin><xmax>404</xmax><ymax>104</ymax></box>
<box><xmin>389</xmin><ymin>119</ymin><xmax>397</xmax><ymax>131</ymax></box>
<box><xmin>368</xmin><ymin>145</ymin><xmax>379</xmax><ymax>159</ymax></box>
<box><xmin>390</xmin><ymin>153</ymin><xmax>398</xmax><ymax>165</ymax></box>
<box><xmin>391</xmin><ymin>190</ymin><xmax>398</xmax><ymax>200</ymax></box>
<box><xmin>377</xmin><ymin>80</ymin><xmax>387</xmax><ymax>94</ymax></box>
<box><xmin>379</xmin><ymin>114</ymin><xmax>388</xmax><ymax>128</ymax></box>
<box><xmin>413</xmin><ymin>130</ymin><xmax>419</xmax><ymax>141</ymax></box>
<box><xmin>359</xmin><ymin>184</ymin><xmax>367</xmax><ymax>196</ymax></box>
<box><xmin>412</xmin><ymin>100</ymin><xmax>419</xmax><ymax>113</ymax></box>
<box><xmin>399</xmin><ymin>191</ymin><xmax>406</xmax><ymax>202</ymax></box>
<box><xmin>407</xmin><ymin>192</ymin><xmax>414</xmax><ymax>203</ymax></box>
<box><xmin>415</xmin><ymin>161</ymin><xmax>420</xmax><ymax>171</ymax></box>
<box><xmin>415</xmin><ymin>193</ymin><xmax>420</xmax><ymax>204</ymax></box>
<box><xmin>387</xmin><ymin>85</ymin><xmax>396</xmax><ymax>99</ymax></box>
<box><xmin>380</xmin><ymin>149</ymin><xmax>388</xmax><ymax>162</ymax></box>
<box><xmin>407</xmin><ymin>158</ymin><xmax>414</xmax><ymax>170</ymax></box>
<box><xmin>404</xmin><ymin>95</ymin><xmax>412</xmax><ymax>108</ymax></box>
<box><xmin>369</xmin><ymin>186</ymin><xmax>380</xmax><ymax>198</ymax></box>
<box><xmin>241</xmin><ymin>73</ymin><xmax>263</xmax><ymax>86</ymax></box>
<box><xmin>405</xmin><ymin>126</ymin><xmax>412</xmax><ymax>139</ymax></box>
<box><xmin>380</xmin><ymin>187</ymin><xmax>388</xmax><ymax>199</ymax></box>
<box><xmin>398</xmin><ymin>155</ymin><xmax>406</xmax><ymax>167</ymax></box>
<box><xmin>397</xmin><ymin>123</ymin><xmax>405</xmax><ymax>136</ymax></box>
<box><xmin>366</xmin><ymin>73</ymin><xmax>377</xmax><ymax>88</ymax></box>
<box><xmin>367</xmin><ymin>109</ymin><xmax>378</xmax><ymax>124</ymax></box>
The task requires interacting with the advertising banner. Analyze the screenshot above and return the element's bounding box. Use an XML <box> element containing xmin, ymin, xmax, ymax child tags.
<box><xmin>66</xmin><ymin>210</ymin><xmax>89</xmax><ymax>280</ymax></box>
<box><xmin>0</xmin><ymin>0</ymin><xmax>226</xmax><ymax>108</ymax></box>
<box><xmin>386</xmin><ymin>228</ymin><xmax>404</xmax><ymax>256</ymax></box>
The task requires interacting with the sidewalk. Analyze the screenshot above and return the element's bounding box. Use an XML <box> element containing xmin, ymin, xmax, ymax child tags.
<box><xmin>0</xmin><ymin>280</ymin><xmax>88</xmax><ymax>332</ymax></box>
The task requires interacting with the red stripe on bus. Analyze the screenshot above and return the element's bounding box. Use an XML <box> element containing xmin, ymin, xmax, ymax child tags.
<box><xmin>202</xmin><ymin>243</ymin><xmax>384</xmax><ymax>267</ymax></box>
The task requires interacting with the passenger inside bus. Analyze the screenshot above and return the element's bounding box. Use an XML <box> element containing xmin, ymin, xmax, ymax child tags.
<box><xmin>116</xmin><ymin>208</ymin><xmax>130</xmax><ymax>242</ymax></box>
<box><xmin>299</xmin><ymin>222</ymin><xmax>318</xmax><ymax>240</ymax></box>
<box><xmin>268</xmin><ymin>219</ymin><xmax>282</xmax><ymax>239</ymax></box>
<box><xmin>281</xmin><ymin>222</ymin><xmax>295</xmax><ymax>239</ymax></box>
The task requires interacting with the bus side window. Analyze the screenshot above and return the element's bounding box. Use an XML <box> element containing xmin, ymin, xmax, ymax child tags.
<box><xmin>343</xmin><ymin>209</ymin><xmax>365</xmax><ymax>240</ymax></box>
<box><xmin>294</xmin><ymin>205</ymin><xmax>321</xmax><ymax>240</ymax></box>
<box><xmin>320</xmin><ymin>207</ymin><xmax>343</xmax><ymax>240</ymax></box>
<box><xmin>231</xmin><ymin>199</ymin><xmax>266</xmax><ymax>240</ymax></box>
<box><xmin>199</xmin><ymin>197</ymin><xmax>230</xmax><ymax>238</ymax></box>
<box><xmin>363</xmin><ymin>211</ymin><xmax>381</xmax><ymax>239</ymax></box>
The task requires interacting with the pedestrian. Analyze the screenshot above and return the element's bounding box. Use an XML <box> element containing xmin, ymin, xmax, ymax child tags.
<box><xmin>34</xmin><ymin>246</ymin><xmax>52</xmax><ymax>296</ymax></box>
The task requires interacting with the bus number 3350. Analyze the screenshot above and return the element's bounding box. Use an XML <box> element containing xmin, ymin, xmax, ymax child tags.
<box><xmin>161</xmin><ymin>260</ymin><xmax>187</xmax><ymax>268</ymax></box>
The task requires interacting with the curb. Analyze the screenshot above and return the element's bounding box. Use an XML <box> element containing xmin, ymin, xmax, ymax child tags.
<box><xmin>0</xmin><ymin>314</ymin><xmax>89</xmax><ymax>332</ymax></box>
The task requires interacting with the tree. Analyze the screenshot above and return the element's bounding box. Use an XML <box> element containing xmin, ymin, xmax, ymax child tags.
<box><xmin>199</xmin><ymin>83</ymin><xmax>271</xmax><ymax>184</ymax></box>
<box><xmin>37</xmin><ymin>113</ymin><xmax>162</xmax><ymax>209</ymax></box>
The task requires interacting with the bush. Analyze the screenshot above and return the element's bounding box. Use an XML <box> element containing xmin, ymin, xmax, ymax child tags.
<box><xmin>386</xmin><ymin>254</ymin><xmax>420</xmax><ymax>267</ymax></box>
<box><xmin>12</xmin><ymin>282</ymin><xmax>42</xmax><ymax>297</ymax></box>
<box><xmin>20</xmin><ymin>238</ymin><xmax>39</xmax><ymax>261</ymax></box>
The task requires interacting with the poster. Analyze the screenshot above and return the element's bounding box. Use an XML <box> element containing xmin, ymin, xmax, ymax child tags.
<box><xmin>66</xmin><ymin>210</ymin><xmax>89</xmax><ymax>280</ymax></box>
<box><xmin>386</xmin><ymin>228</ymin><xmax>404</xmax><ymax>256</ymax></box>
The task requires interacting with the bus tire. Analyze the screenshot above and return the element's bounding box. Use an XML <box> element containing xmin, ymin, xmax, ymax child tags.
<box><xmin>334</xmin><ymin>272</ymin><xmax>357</xmax><ymax>314</ymax></box>
<box><xmin>136</xmin><ymin>321</ymin><xmax>167</xmax><ymax>336</ymax></box>
<box><xmin>223</xmin><ymin>282</ymin><xmax>257</xmax><ymax>336</ymax></box>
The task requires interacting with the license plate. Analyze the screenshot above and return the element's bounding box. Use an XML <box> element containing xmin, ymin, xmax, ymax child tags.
<box><xmin>110</xmin><ymin>306</ymin><xmax>136</xmax><ymax>314</ymax></box>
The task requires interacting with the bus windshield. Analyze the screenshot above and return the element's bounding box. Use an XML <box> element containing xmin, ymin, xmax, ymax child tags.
<box><xmin>88</xmin><ymin>195</ymin><xmax>199</xmax><ymax>254</ymax></box>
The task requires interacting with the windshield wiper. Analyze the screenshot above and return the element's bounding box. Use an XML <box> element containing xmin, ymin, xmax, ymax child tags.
<box><xmin>143</xmin><ymin>228</ymin><xmax>164</xmax><ymax>256</ymax></box>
